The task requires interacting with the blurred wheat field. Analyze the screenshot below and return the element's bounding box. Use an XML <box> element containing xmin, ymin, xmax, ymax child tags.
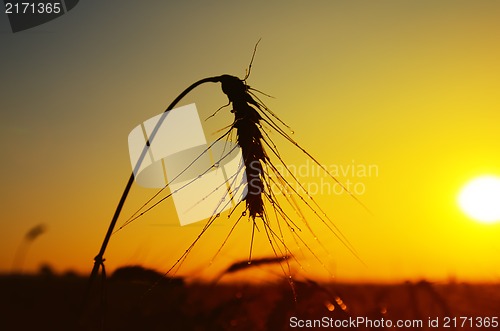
<box><xmin>1</xmin><ymin>269</ymin><xmax>499</xmax><ymax>330</ymax></box>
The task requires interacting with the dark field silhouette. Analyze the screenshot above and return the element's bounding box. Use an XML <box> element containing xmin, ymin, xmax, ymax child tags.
<box><xmin>1</xmin><ymin>266</ymin><xmax>499</xmax><ymax>330</ymax></box>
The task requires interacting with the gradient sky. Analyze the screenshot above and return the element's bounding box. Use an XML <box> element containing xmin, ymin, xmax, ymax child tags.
<box><xmin>1</xmin><ymin>1</ymin><xmax>500</xmax><ymax>283</ymax></box>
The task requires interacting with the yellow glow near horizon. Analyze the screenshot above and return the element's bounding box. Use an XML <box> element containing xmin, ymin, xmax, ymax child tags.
<box><xmin>458</xmin><ymin>176</ymin><xmax>500</xmax><ymax>224</ymax></box>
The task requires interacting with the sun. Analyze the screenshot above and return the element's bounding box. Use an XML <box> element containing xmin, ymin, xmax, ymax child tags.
<box><xmin>458</xmin><ymin>176</ymin><xmax>500</xmax><ymax>224</ymax></box>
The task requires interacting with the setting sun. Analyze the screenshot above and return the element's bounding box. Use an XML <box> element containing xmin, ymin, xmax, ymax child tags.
<box><xmin>458</xmin><ymin>176</ymin><xmax>500</xmax><ymax>224</ymax></box>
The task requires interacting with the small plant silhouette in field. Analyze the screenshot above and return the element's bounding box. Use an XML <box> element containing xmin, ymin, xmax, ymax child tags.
<box><xmin>12</xmin><ymin>223</ymin><xmax>47</xmax><ymax>273</ymax></box>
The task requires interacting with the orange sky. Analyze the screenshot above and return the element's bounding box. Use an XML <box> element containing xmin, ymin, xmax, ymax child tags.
<box><xmin>1</xmin><ymin>1</ymin><xmax>500</xmax><ymax>283</ymax></box>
